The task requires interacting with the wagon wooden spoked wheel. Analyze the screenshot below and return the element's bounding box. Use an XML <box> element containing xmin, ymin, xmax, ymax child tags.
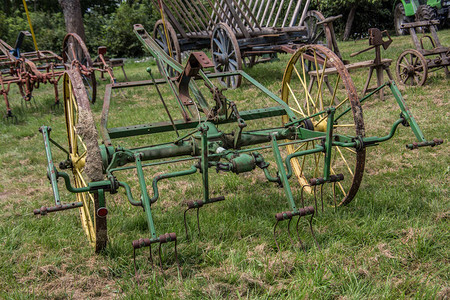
<box><xmin>396</xmin><ymin>49</ymin><xmax>428</xmax><ymax>86</ymax></box>
<box><xmin>281</xmin><ymin>45</ymin><xmax>366</xmax><ymax>206</ymax></box>
<box><xmin>153</xmin><ymin>19</ymin><xmax>181</xmax><ymax>77</ymax></box>
<box><xmin>62</xmin><ymin>33</ymin><xmax>97</xmax><ymax>104</ymax></box>
<box><xmin>211</xmin><ymin>23</ymin><xmax>242</xmax><ymax>89</ymax></box>
<box><xmin>304</xmin><ymin>10</ymin><xmax>332</xmax><ymax>49</ymax></box>
<box><xmin>63</xmin><ymin>70</ymin><xmax>107</xmax><ymax>252</ymax></box>
<box><xmin>16</xmin><ymin>59</ymin><xmax>39</xmax><ymax>101</ymax></box>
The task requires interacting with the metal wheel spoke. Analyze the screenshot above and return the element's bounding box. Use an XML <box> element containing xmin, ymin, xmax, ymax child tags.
<box><xmin>286</xmin><ymin>82</ymin><xmax>306</xmax><ymax>117</ymax></box>
<box><xmin>293</xmin><ymin>65</ymin><xmax>317</xmax><ymax>113</ymax></box>
<box><xmin>336</xmin><ymin>146</ymin><xmax>354</xmax><ymax>177</ymax></box>
<box><xmin>341</xmin><ymin>147</ymin><xmax>356</xmax><ymax>154</ymax></box>
<box><xmin>292</xmin><ymin>142</ymin><xmax>308</xmax><ymax>154</ymax></box>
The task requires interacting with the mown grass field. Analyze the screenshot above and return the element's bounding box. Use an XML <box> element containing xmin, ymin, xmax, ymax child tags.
<box><xmin>0</xmin><ymin>29</ymin><xmax>449</xmax><ymax>299</ymax></box>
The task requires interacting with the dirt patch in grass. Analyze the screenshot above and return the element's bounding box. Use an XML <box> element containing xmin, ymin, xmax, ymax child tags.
<box><xmin>18</xmin><ymin>262</ymin><xmax>120</xmax><ymax>299</ymax></box>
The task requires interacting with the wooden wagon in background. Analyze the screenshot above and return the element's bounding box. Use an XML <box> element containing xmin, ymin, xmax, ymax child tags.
<box><xmin>151</xmin><ymin>0</ymin><xmax>334</xmax><ymax>88</ymax></box>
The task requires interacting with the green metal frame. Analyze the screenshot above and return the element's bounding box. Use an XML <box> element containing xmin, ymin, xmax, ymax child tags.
<box><xmin>38</xmin><ymin>25</ymin><xmax>442</xmax><ymax>251</ymax></box>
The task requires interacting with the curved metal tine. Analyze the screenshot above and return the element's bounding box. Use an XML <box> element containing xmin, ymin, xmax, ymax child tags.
<box><xmin>183</xmin><ymin>208</ymin><xmax>190</xmax><ymax>240</ymax></box>
<box><xmin>309</xmin><ymin>213</ymin><xmax>320</xmax><ymax>250</ymax></box>
<box><xmin>332</xmin><ymin>182</ymin><xmax>337</xmax><ymax>211</ymax></box>
<box><xmin>31</xmin><ymin>95</ymin><xmax>37</xmax><ymax>109</ymax></box>
<box><xmin>300</xmin><ymin>185</ymin><xmax>307</xmax><ymax>208</ymax></box>
<box><xmin>133</xmin><ymin>248</ymin><xmax>141</xmax><ymax>288</ymax></box>
<box><xmin>320</xmin><ymin>184</ymin><xmax>324</xmax><ymax>212</ymax></box>
<box><xmin>287</xmin><ymin>218</ymin><xmax>296</xmax><ymax>248</ymax></box>
<box><xmin>149</xmin><ymin>244</ymin><xmax>153</xmax><ymax>266</ymax></box>
<box><xmin>51</xmin><ymin>100</ymin><xmax>61</xmax><ymax>111</ymax></box>
<box><xmin>158</xmin><ymin>242</ymin><xmax>165</xmax><ymax>275</ymax></box>
<box><xmin>5</xmin><ymin>112</ymin><xmax>18</xmax><ymax>124</ymax></box>
<box><xmin>295</xmin><ymin>215</ymin><xmax>307</xmax><ymax>253</ymax></box>
<box><xmin>196</xmin><ymin>208</ymin><xmax>201</xmax><ymax>238</ymax></box>
<box><xmin>174</xmin><ymin>239</ymin><xmax>182</xmax><ymax>278</ymax></box>
<box><xmin>273</xmin><ymin>220</ymin><xmax>282</xmax><ymax>252</ymax></box>
<box><xmin>313</xmin><ymin>185</ymin><xmax>318</xmax><ymax>213</ymax></box>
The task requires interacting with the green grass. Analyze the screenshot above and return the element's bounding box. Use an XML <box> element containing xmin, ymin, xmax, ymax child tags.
<box><xmin>0</xmin><ymin>30</ymin><xmax>449</xmax><ymax>299</ymax></box>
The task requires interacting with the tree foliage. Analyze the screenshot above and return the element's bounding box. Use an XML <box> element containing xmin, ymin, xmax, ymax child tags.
<box><xmin>1</xmin><ymin>0</ymin><xmax>397</xmax><ymax>57</ymax></box>
<box><xmin>316</xmin><ymin>0</ymin><xmax>393</xmax><ymax>39</ymax></box>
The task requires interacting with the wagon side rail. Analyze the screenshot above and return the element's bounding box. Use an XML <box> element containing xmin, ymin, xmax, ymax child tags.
<box><xmin>153</xmin><ymin>0</ymin><xmax>312</xmax><ymax>39</ymax></box>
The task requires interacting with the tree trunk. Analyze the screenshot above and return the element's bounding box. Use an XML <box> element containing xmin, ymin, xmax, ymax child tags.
<box><xmin>58</xmin><ymin>0</ymin><xmax>86</xmax><ymax>41</ymax></box>
<box><xmin>343</xmin><ymin>6</ymin><xmax>357</xmax><ymax>41</ymax></box>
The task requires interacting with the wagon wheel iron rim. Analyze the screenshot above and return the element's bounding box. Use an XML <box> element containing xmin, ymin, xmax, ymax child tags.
<box><xmin>63</xmin><ymin>70</ymin><xmax>107</xmax><ymax>252</ymax></box>
<box><xmin>62</xmin><ymin>33</ymin><xmax>97</xmax><ymax>104</ymax></box>
<box><xmin>396</xmin><ymin>49</ymin><xmax>428</xmax><ymax>86</ymax></box>
<box><xmin>281</xmin><ymin>44</ymin><xmax>366</xmax><ymax>207</ymax></box>
<box><xmin>153</xmin><ymin>19</ymin><xmax>181</xmax><ymax>77</ymax></box>
<box><xmin>211</xmin><ymin>22</ymin><xmax>242</xmax><ymax>89</ymax></box>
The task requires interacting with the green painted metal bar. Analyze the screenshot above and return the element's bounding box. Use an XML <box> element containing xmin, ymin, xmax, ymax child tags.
<box><xmin>389</xmin><ymin>81</ymin><xmax>426</xmax><ymax>142</ymax></box>
<box><xmin>40</xmin><ymin>126</ymin><xmax>61</xmax><ymax>206</ymax></box>
<box><xmin>362</xmin><ymin>118</ymin><xmax>405</xmax><ymax>144</ymax></box>
<box><xmin>200</xmin><ymin>124</ymin><xmax>209</xmax><ymax>201</ymax></box>
<box><xmin>323</xmin><ymin>108</ymin><xmax>336</xmax><ymax>181</ymax></box>
<box><xmin>240</xmin><ymin>71</ymin><xmax>298</xmax><ymax>121</ymax></box>
<box><xmin>334</xmin><ymin>82</ymin><xmax>388</xmax><ymax>123</ymax></box>
<box><xmin>118</xmin><ymin>181</ymin><xmax>142</xmax><ymax>206</ymax></box>
<box><xmin>148</xmin><ymin>165</ymin><xmax>198</xmax><ymax>204</ymax></box>
<box><xmin>97</xmin><ymin>189</ymin><xmax>105</xmax><ymax>209</ymax></box>
<box><xmin>285</xmin><ymin>146</ymin><xmax>325</xmax><ymax>179</ymax></box>
<box><xmin>271</xmin><ymin>135</ymin><xmax>297</xmax><ymax>213</ymax></box>
<box><xmin>107</xmin><ymin>106</ymin><xmax>287</xmax><ymax>139</ymax></box>
<box><xmin>134</xmin><ymin>152</ymin><xmax>157</xmax><ymax>239</ymax></box>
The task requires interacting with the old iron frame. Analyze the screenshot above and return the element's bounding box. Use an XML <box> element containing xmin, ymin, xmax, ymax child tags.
<box><xmin>36</xmin><ymin>24</ymin><xmax>442</xmax><ymax>269</ymax></box>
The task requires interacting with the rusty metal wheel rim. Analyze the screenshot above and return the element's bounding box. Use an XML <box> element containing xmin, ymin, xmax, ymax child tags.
<box><xmin>211</xmin><ymin>22</ymin><xmax>242</xmax><ymax>89</ymax></box>
<box><xmin>63</xmin><ymin>70</ymin><xmax>107</xmax><ymax>251</ymax></box>
<box><xmin>62</xmin><ymin>33</ymin><xmax>97</xmax><ymax>104</ymax></box>
<box><xmin>281</xmin><ymin>44</ymin><xmax>366</xmax><ymax>206</ymax></box>
<box><xmin>396</xmin><ymin>49</ymin><xmax>428</xmax><ymax>86</ymax></box>
<box><xmin>153</xmin><ymin>19</ymin><xmax>181</xmax><ymax>77</ymax></box>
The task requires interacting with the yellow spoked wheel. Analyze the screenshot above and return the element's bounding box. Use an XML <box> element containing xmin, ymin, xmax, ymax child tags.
<box><xmin>63</xmin><ymin>70</ymin><xmax>107</xmax><ymax>252</ymax></box>
<box><xmin>281</xmin><ymin>45</ymin><xmax>366</xmax><ymax>206</ymax></box>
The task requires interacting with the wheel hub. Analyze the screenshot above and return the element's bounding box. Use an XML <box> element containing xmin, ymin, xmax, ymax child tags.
<box><xmin>313</xmin><ymin>119</ymin><xmax>328</xmax><ymax>132</ymax></box>
<box><xmin>70</xmin><ymin>154</ymin><xmax>85</xmax><ymax>170</ymax></box>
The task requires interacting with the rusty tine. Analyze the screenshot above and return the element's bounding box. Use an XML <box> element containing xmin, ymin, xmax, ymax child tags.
<box><xmin>287</xmin><ymin>218</ymin><xmax>296</xmax><ymax>248</ymax></box>
<box><xmin>196</xmin><ymin>208</ymin><xmax>201</xmax><ymax>237</ymax></box>
<box><xmin>309</xmin><ymin>213</ymin><xmax>320</xmax><ymax>250</ymax></box>
<box><xmin>273</xmin><ymin>220</ymin><xmax>282</xmax><ymax>252</ymax></box>
<box><xmin>320</xmin><ymin>184</ymin><xmax>324</xmax><ymax>212</ymax></box>
<box><xmin>313</xmin><ymin>185</ymin><xmax>318</xmax><ymax>213</ymax></box>
<box><xmin>333</xmin><ymin>182</ymin><xmax>337</xmax><ymax>211</ymax></box>
<box><xmin>149</xmin><ymin>244</ymin><xmax>153</xmax><ymax>266</ymax></box>
<box><xmin>183</xmin><ymin>208</ymin><xmax>190</xmax><ymax>240</ymax></box>
<box><xmin>133</xmin><ymin>248</ymin><xmax>141</xmax><ymax>288</ymax></box>
<box><xmin>300</xmin><ymin>184</ymin><xmax>307</xmax><ymax>208</ymax></box>
<box><xmin>295</xmin><ymin>216</ymin><xmax>307</xmax><ymax>253</ymax></box>
<box><xmin>174</xmin><ymin>239</ymin><xmax>182</xmax><ymax>278</ymax></box>
<box><xmin>158</xmin><ymin>242</ymin><xmax>165</xmax><ymax>275</ymax></box>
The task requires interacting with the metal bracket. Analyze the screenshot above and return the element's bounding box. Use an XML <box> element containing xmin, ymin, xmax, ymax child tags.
<box><xmin>177</xmin><ymin>52</ymin><xmax>214</xmax><ymax>106</ymax></box>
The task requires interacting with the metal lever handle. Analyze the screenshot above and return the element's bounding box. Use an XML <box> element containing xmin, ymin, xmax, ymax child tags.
<box><xmin>406</xmin><ymin>138</ymin><xmax>443</xmax><ymax>150</ymax></box>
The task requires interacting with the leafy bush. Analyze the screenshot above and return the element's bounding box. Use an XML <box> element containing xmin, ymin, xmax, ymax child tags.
<box><xmin>1</xmin><ymin>10</ymin><xmax>66</xmax><ymax>54</ymax></box>
<box><xmin>100</xmin><ymin>2</ymin><xmax>158</xmax><ymax>58</ymax></box>
<box><xmin>315</xmin><ymin>0</ymin><xmax>393</xmax><ymax>39</ymax></box>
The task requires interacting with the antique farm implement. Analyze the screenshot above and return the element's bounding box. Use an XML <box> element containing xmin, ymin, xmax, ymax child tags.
<box><xmin>35</xmin><ymin>24</ymin><xmax>442</xmax><ymax>269</ymax></box>
<box><xmin>0</xmin><ymin>31</ymin><xmax>122</xmax><ymax>120</ymax></box>
<box><xmin>396</xmin><ymin>20</ymin><xmax>450</xmax><ymax>86</ymax></box>
<box><xmin>0</xmin><ymin>31</ymin><xmax>65</xmax><ymax>120</ymax></box>
<box><xmin>152</xmin><ymin>0</ymin><xmax>334</xmax><ymax>88</ymax></box>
